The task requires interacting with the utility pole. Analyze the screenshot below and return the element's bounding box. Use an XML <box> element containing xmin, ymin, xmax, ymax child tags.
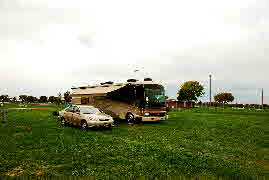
<box><xmin>262</xmin><ymin>88</ymin><xmax>263</xmax><ymax>109</ymax></box>
<box><xmin>209</xmin><ymin>74</ymin><xmax>212</xmax><ymax>107</ymax></box>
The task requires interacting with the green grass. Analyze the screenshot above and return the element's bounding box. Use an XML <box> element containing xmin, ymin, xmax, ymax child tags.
<box><xmin>0</xmin><ymin>105</ymin><xmax>268</xmax><ymax>178</ymax></box>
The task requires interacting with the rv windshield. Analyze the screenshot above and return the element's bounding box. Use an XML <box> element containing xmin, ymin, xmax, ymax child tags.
<box><xmin>144</xmin><ymin>87</ymin><xmax>166</xmax><ymax>107</ymax></box>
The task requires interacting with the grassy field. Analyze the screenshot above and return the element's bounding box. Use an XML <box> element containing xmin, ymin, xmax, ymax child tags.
<box><xmin>0</xmin><ymin>104</ymin><xmax>268</xmax><ymax>178</ymax></box>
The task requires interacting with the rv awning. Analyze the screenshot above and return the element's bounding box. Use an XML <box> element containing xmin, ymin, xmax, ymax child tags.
<box><xmin>71</xmin><ymin>81</ymin><xmax>162</xmax><ymax>96</ymax></box>
<box><xmin>71</xmin><ymin>84</ymin><xmax>126</xmax><ymax>95</ymax></box>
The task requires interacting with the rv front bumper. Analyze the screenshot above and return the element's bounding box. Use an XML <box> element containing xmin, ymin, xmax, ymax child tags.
<box><xmin>141</xmin><ymin>116</ymin><xmax>167</xmax><ymax>122</ymax></box>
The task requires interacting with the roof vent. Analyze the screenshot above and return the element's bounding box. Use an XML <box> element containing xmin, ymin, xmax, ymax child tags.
<box><xmin>144</xmin><ymin>78</ymin><xmax>152</xmax><ymax>81</ymax></box>
<box><xmin>105</xmin><ymin>81</ymin><xmax>113</xmax><ymax>84</ymax></box>
<box><xmin>100</xmin><ymin>81</ymin><xmax>114</xmax><ymax>85</ymax></box>
<box><xmin>127</xmin><ymin>79</ymin><xmax>137</xmax><ymax>82</ymax></box>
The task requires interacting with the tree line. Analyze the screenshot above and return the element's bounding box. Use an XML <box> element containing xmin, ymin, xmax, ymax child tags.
<box><xmin>176</xmin><ymin>81</ymin><xmax>268</xmax><ymax>108</ymax></box>
<box><xmin>0</xmin><ymin>91</ymin><xmax>72</xmax><ymax>104</ymax></box>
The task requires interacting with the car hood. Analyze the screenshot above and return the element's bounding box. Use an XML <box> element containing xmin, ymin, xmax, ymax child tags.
<box><xmin>98</xmin><ymin>113</ymin><xmax>112</xmax><ymax>118</ymax></box>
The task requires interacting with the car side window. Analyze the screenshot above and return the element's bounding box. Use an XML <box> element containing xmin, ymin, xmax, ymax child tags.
<box><xmin>66</xmin><ymin>107</ymin><xmax>72</xmax><ymax>112</ymax></box>
<box><xmin>74</xmin><ymin>106</ymin><xmax>79</xmax><ymax>112</ymax></box>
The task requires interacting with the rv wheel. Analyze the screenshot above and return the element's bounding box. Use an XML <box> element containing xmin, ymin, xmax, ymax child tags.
<box><xmin>126</xmin><ymin>113</ymin><xmax>135</xmax><ymax>123</ymax></box>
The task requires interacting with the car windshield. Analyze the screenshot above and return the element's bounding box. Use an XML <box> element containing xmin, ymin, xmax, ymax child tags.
<box><xmin>80</xmin><ymin>107</ymin><xmax>100</xmax><ymax>114</ymax></box>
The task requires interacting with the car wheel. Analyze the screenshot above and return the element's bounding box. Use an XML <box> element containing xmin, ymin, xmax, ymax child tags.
<box><xmin>80</xmin><ymin>120</ymin><xmax>88</xmax><ymax>130</ymax></box>
<box><xmin>126</xmin><ymin>113</ymin><xmax>135</xmax><ymax>123</ymax></box>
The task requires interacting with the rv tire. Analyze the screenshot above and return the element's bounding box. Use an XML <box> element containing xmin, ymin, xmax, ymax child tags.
<box><xmin>126</xmin><ymin>113</ymin><xmax>135</xmax><ymax>123</ymax></box>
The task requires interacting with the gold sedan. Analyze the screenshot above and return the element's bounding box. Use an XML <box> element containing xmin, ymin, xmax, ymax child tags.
<box><xmin>59</xmin><ymin>105</ymin><xmax>114</xmax><ymax>129</ymax></box>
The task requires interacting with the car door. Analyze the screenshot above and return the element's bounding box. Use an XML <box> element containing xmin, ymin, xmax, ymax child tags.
<box><xmin>63</xmin><ymin>107</ymin><xmax>73</xmax><ymax>123</ymax></box>
<box><xmin>72</xmin><ymin>106</ymin><xmax>81</xmax><ymax>126</ymax></box>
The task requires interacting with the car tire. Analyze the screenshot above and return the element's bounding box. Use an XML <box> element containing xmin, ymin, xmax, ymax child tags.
<box><xmin>80</xmin><ymin>120</ymin><xmax>88</xmax><ymax>130</ymax></box>
<box><xmin>107</xmin><ymin>124</ymin><xmax>112</xmax><ymax>129</ymax></box>
<box><xmin>126</xmin><ymin>113</ymin><xmax>135</xmax><ymax>123</ymax></box>
<box><xmin>61</xmin><ymin>117</ymin><xmax>66</xmax><ymax>125</ymax></box>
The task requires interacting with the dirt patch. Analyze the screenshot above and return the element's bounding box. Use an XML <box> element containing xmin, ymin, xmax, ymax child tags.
<box><xmin>5</xmin><ymin>161</ymin><xmax>48</xmax><ymax>176</ymax></box>
<box><xmin>256</xmin><ymin>160</ymin><xmax>269</xmax><ymax>169</ymax></box>
<box><xmin>35</xmin><ymin>169</ymin><xmax>46</xmax><ymax>175</ymax></box>
<box><xmin>22</xmin><ymin>161</ymin><xmax>48</xmax><ymax>169</ymax></box>
<box><xmin>224</xmin><ymin>156</ymin><xmax>240</xmax><ymax>161</ymax></box>
<box><xmin>5</xmin><ymin>166</ymin><xmax>24</xmax><ymax>176</ymax></box>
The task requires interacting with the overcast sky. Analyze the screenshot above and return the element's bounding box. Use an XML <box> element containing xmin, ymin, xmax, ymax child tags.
<box><xmin>0</xmin><ymin>0</ymin><xmax>268</xmax><ymax>104</ymax></box>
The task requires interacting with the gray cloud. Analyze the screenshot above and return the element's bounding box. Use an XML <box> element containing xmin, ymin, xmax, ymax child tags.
<box><xmin>0</xmin><ymin>0</ymin><xmax>268</xmax><ymax>104</ymax></box>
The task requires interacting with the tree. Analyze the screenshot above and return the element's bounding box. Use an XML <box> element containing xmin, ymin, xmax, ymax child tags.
<box><xmin>56</xmin><ymin>92</ymin><xmax>62</xmax><ymax>106</ymax></box>
<box><xmin>53</xmin><ymin>97</ymin><xmax>61</xmax><ymax>105</ymax></box>
<box><xmin>48</xmin><ymin>96</ymin><xmax>55</xmax><ymax>103</ymax></box>
<box><xmin>0</xmin><ymin>95</ymin><xmax>9</xmax><ymax>102</ymax></box>
<box><xmin>177</xmin><ymin>81</ymin><xmax>204</xmax><ymax>102</ymax></box>
<box><xmin>33</xmin><ymin>97</ymin><xmax>38</xmax><ymax>103</ymax></box>
<box><xmin>26</xmin><ymin>96</ymin><xmax>35</xmax><ymax>103</ymax></box>
<box><xmin>64</xmin><ymin>91</ymin><xmax>72</xmax><ymax>103</ymax></box>
<box><xmin>39</xmin><ymin>96</ymin><xmax>48</xmax><ymax>103</ymax></box>
<box><xmin>19</xmin><ymin>95</ymin><xmax>28</xmax><ymax>103</ymax></box>
<box><xmin>214</xmin><ymin>92</ymin><xmax>234</xmax><ymax>104</ymax></box>
<box><xmin>197</xmin><ymin>100</ymin><xmax>202</xmax><ymax>106</ymax></box>
<box><xmin>12</xmin><ymin>97</ymin><xmax>17</xmax><ymax>103</ymax></box>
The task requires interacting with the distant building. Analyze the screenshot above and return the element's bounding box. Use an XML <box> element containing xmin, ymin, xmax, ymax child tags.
<box><xmin>165</xmin><ymin>99</ymin><xmax>193</xmax><ymax>108</ymax></box>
